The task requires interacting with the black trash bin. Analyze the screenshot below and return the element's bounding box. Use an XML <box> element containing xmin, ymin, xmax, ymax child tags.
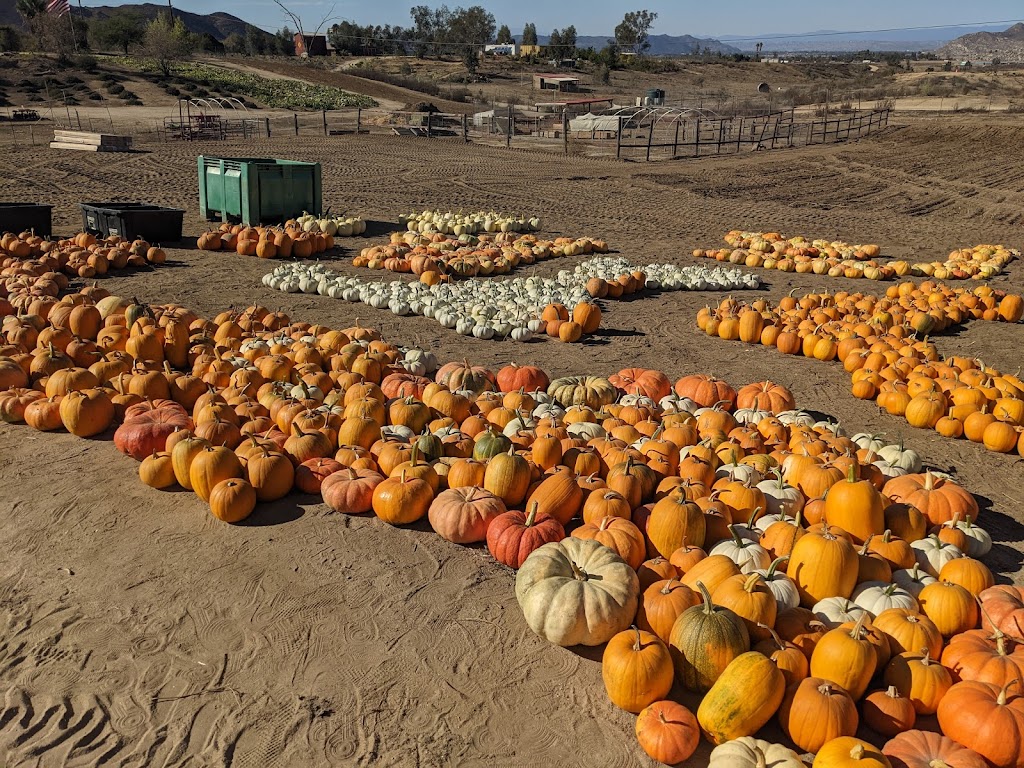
<box><xmin>0</xmin><ymin>203</ymin><xmax>53</xmax><ymax>237</ymax></box>
<box><xmin>80</xmin><ymin>202</ymin><xmax>184</xmax><ymax>242</ymax></box>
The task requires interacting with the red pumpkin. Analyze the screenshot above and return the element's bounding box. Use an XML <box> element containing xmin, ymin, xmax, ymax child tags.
<box><xmin>609</xmin><ymin>368</ymin><xmax>672</xmax><ymax>401</ymax></box>
<box><xmin>427</xmin><ymin>486</ymin><xmax>506</xmax><ymax>544</ymax></box>
<box><xmin>294</xmin><ymin>458</ymin><xmax>344</xmax><ymax>494</ymax></box>
<box><xmin>113</xmin><ymin>407</ymin><xmax>194</xmax><ymax>460</ymax></box>
<box><xmin>320</xmin><ymin>467</ymin><xmax>385</xmax><ymax>514</ymax></box>
<box><xmin>980</xmin><ymin>586</ymin><xmax>1024</xmax><ymax>640</ymax></box>
<box><xmin>495</xmin><ymin>363</ymin><xmax>550</xmax><ymax>393</ymax></box>
<box><xmin>485</xmin><ymin>503</ymin><xmax>565</xmax><ymax>569</ymax></box>
<box><xmin>882</xmin><ymin>730</ymin><xmax>988</xmax><ymax>768</ymax></box>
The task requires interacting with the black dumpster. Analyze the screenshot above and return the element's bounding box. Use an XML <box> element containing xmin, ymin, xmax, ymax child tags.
<box><xmin>80</xmin><ymin>202</ymin><xmax>184</xmax><ymax>242</ymax></box>
<box><xmin>0</xmin><ymin>203</ymin><xmax>53</xmax><ymax>237</ymax></box>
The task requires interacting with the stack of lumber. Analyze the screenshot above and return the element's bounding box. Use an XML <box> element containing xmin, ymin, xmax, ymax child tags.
<box><xmin>49</xmin><ymin>130</ymin><xmax>133</xmax><ymax>152</ymax></box>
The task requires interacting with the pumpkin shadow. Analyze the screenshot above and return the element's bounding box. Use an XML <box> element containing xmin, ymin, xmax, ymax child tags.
<box><xmin>971</xmin><ymin>492</ymin><xmax>1024</xmax><ymax>582</ymax></box>
<box><xmin>239</xmin><ymin>497</ymin><xmax>305</xmax><ymax>526</ymax></box>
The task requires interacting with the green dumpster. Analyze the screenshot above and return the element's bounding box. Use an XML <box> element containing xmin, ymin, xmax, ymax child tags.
<box><xmin>197</xmin><ymin>156</ymin><xmax>322</xmax><ymax>226</ymax></box>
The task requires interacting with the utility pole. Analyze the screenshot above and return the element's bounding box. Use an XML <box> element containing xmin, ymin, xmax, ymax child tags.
<box><xmin>167</xmin><ymin>0</ymin><xmax>174</xmax><ymax>20</ymax></box>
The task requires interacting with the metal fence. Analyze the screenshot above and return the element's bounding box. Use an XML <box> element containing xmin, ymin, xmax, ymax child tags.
<box><xmin>0</xmin><ymin>106</ymin><xmax>892</xmax><ymax>161</ymax></box>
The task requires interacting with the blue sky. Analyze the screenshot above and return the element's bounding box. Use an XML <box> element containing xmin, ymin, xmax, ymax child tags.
<box><xmin>75</xmin><ymin>0</ymin><xmax>1024</xmax><ymax>36</ymax></box>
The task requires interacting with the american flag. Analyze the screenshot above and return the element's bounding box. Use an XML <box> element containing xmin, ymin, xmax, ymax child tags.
<box><xmin>46</xmin><ymin>0</ymin><xmax>71</xmax><ymax>16</ymax></box>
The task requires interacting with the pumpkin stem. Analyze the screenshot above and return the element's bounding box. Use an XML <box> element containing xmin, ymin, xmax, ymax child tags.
<box><xmin>632</xmin><ymin>625</ymin><xmax>641</xmax><ymax>651</ymax></box>
<box><xmin>743</xmin><ymin>572</ymin><xmax>761</xmax><ymax>592</ymax></box>
<box><xmin>765</xmin><ymin>556</ymin><xmax>789</xmax><ymax>579</ymax></box>
<box><xmin>568</xmin><ymin>559</ymin><xmax>588</xmax><ymax>582</ymax></box>
<box><xmin>760</xmin><ymin>624</ymin><xmax>785</xmax><ymax>651</ymax></box>
<box><xmin>850</xmin><ymin>744</ymin><xmax>866</xmax><ymax>760</ymax></box>
<box><xmin>849</xmin><ymin>613</ymin><xmax>869</xmax><ymax>640</ymax></box>
<box><xmin>524</xmin><ymin>501</ymin><xmax>539</xmax><ymax>527</ymax></box>
<box><xmin>695</xmin><ymin>581</ymin><xmax>715</xmax><ymax>615</ymax></box>
<box><xmin>885</xmin><ymin>685</ymin><xmax>900</xmax><ymax>698</ymax></box>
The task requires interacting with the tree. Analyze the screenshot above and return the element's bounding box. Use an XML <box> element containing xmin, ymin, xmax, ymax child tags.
<box><xmin>223</xmin><ymin>33</ymin><xmax>246</xmax><ymax>54</ymax></box>
<box><xmin>448</xmin><ymin>6</ymin><xmax>494</xmax><ymax>72</ymax></box>
<box><xmin>145</xmin><ymin>13</ymin><xmax>195</xmax><ymax>76</ymax></box>
<box><xmin>614</xmin><ymin>9</ymin><xmax>657</xmax><ymax>54</ymax></box>
<box><xmin>16</xmin><ymin>0</ymin><xmax>46</xmax><ymax>50</ymax></box>
<box><xmin>244</xmin><ymin>24</ymin><xmax>268</xmax><ymax>55</ymax></box>
<box><xmin>561</xmin><ymin>24</ymin><xmax>576</xmax><ymax>56</ymax></box>
<box><xmin>548</xmin><ymin>29</ymin><xmax>562</xmax><ymax>57</ymax></box>
<box><xmin>0</xmin><ymin>26</ymin><xmax>20</xmax><ymax>53</ymax></box>
<box><xmin>522</xmin><ymin>22</ymin><xmax>537</xmax><ymax>46</ymax></box>
<box><xmin>90</xmin><ymin>10</ymin><xmax>144</xmax><ymax>55</ymax></box>
<box><xmin>495</xmin><ymin>24</ymin><xmax>512</xmax><ymax>44</ymax></box>
<box><xmin>276</xmin><ymin>26</ymin><xmax>296</xmax><ymax>55</ymax></box>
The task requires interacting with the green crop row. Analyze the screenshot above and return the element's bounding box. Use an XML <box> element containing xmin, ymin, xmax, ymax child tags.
<box><xmin>110</xmin><ymin>58</ymin><xmax>377</xmax><ymax>110</ymax></box>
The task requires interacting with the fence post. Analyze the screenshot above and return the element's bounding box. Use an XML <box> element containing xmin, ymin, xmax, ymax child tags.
<box><xmin>265</xmin><ymin>117</ymin><xmax>271</xmax><ymax>138</ymax></box>
<box><xmin>464</xmin><ymin>113</ymin><xmax>469</xmax><ymax>143</ymax></box>
<box><xmin>427</xmin><ymin>111</ymin><xmax>433</xmax><ymax>139</ymax></box>
<box><xmin>323</xmin><ymin>110</ymin><xmax>328</xmax><ymax>136</ymax></box>
<box><xmin>294</xmin><ymin>113</ymin><xmax>299</xmax><ymax>136</ymax></box>
<box><xmin>506</xmin><ymin>107</ymin><xmax>512</xmax><ymax>147</ymax></box>
<box><xmin>673</xmin><ymin>119</ymin><xmax>680</xmax><ymax>157</ymax></box>
<box><xmin>736</xmin><ymin>117</ymin><xmax>743</xmax><ymax>152</ymax></box>
<box><xmin>646</xmin><ymin>120</ymin><xmax>654</xmax><ymax>161</ymax></box>
<box><xmin>616</xmin><ymin>116</ymin><xmax>623</xmax><ymax>159</ymax></box>
<box><xmin>356</xmin><ymin>108</ymin><xmax>361</xmax><ymax>134</ymax></box>
<box><xmin>562</xmin><ymin>109</ymin><xmax>568</xmax><ymax>155</ymax></box>
<box><xmin>717</xmin><ymin>120</ymin><xmax>724</xmax><ymax>154</ymax></box>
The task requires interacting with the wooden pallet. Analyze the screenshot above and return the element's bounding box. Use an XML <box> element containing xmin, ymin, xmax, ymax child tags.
<box><xmin>49</xmin><ymin>130</ymin><xmax>133</xmax><ymax>152</ymax></box>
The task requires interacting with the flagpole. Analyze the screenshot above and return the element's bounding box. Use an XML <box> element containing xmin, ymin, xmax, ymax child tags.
<box><xmin>67</xmin><ymin>1</ymin><xmax>79</xmax><ymax>53</ymax></box>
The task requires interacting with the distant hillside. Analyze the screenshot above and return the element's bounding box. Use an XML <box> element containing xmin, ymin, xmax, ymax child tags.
<box><xmin>76</xmin><ymin>4</ymin><xmax>275</xmax><ymax>43</ymax></box>
<box><xmin>538</xmin><ymin>33</ymin><xmax>740</xmax><ymax>56</ymax></box>
<box><xmin>936</xmin><ymin>23</ymin><xmax>1024</xmax><ymax>62</ymax></box>
<box><xmin>4</xmin><ymin>3</ymin><xmax>276</xmax><ymax>45</ymax></box>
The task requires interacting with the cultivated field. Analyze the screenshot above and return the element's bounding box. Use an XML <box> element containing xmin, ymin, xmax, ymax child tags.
<box><xmin>0</xmin><ymin>115</ymin><xmax>1022</xmax><ymax>766</ymax></box>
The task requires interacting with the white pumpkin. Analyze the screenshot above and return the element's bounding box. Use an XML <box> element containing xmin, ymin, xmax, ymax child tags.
<box><xmin>812</xmin><ymin>597</ymin><xmax>870</xmax><ymax>628</ymax></box>
<box><xmin>710</xmin><ymin>526</ymin><xmax>771</xmax><ymax>574</ymax></box>
<box><xmin>891</xmin><ymin>565</ymin><xmax>938</xmax><ymax>598</ymax></box>
<box><xmin>709</xmin><ymin>737</ymin><xmax>804</xmax><ymax>768</ymax></box>
<box><xmin>910</xmin><ymin>535</ymin><xmax>963</xmax><ymax>577</ymax></box>
<box><xmin>756</xmin><ymin>472</ymin><xmax>805</xmax><ymax>518</ymax></box>
<box><xmin>753</xmin><ymin>557</ymin><xmax>800</xmax><ymax>610</ymax></box>
<box><xmin>515</xmin><ymin>538</ymin><xmax>640</xmax><ymax>647</ymax></box>
<box><xmin>851</xmin><ymin>581</ymin><xmax>918</xmax><ymax>614</ymax></box>
<box><xmin>954</xmin><ymin>517</ymin><xmax>992</xmax><ymax>558</ymax></box>
<box><xmin>852</xmin><ymin>432</ymin><xmax>888</xmax><ymax>453</ymax></box>
<box><xmin>878</xmin><ymin>441</ymin><xmax>923</xmax><ymax>473</ymax></box>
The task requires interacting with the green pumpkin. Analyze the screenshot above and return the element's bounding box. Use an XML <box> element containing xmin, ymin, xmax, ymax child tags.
<box><xmin>697</xmin><ymin>651</ymin><xmax>786</xmax><ymax>745</ymax></box>
<box><xmin>473</xmin><ymin>426</ymin><xmax>512</xmax><ymax>460</ymax></box>
<box><xmin>669</xmin><ymin>581</ymin><xmax>750</xmax><ymax>693</ymax></box>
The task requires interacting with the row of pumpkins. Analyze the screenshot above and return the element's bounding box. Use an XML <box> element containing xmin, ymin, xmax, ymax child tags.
<box><xmin>263</xmin><ymin>257</ymin><xmax>759</xmax><ymax>344</ymax></box>
<box><xmin>699</xmin><ymin>232</ymin><xmax>1017</xmax><ymax>281</ymax></box>
<box><xmin>1</xmin><ymin>230</ymin><xmax>166</xmax><ymax>281</ymax></box>
<box><xmin>398</xmin><ymin>209</ymin><xmax>543</xmax><ymax>235</ymax></box>
<box><xmin>696</xmin><ymin>281</ymin><xmax>1024</xmax><ymax>457</ymax></box>
<box><xmin>196</xmin><ymin>223</ymin><xmax>336</xmax><ymax>259</ymax></box>
<box><xmin>1</xmin><ymin>282</ymin><xmax>1022</xmax><ymax>765</ymax></box>
<box><xmin>353</xmin><ymin>231</ymin><xmax>606</xmax><ymax>278</ymax></box>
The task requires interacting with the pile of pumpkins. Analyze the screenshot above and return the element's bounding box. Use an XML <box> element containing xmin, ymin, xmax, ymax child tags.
<box><xmin>353</xmin><ymin>231</ymin><xmax>606</xmax><ymax>279</ymax></box>
<box><xmin>1</xmin><ymin>230</ymin><xmax>165</xmax><ymax>281</ymax></box>
<box><xmin>3</xmin><ymin>288</ymin><xmax>1023</xmax><ymax>766</ymax></box>
<box><xmin>197</xmin><ymin>223</ymin><xmax>335</xmax><ymax>259</ymax></box>
<box><xmin>722</xmin><ymin>231</ymin><xmax>885</xmax><ymax>262</ymax></box>
<box><xmin>398</xmin><ymin>209</ymin><xmax>542</xmax><ymax>235</ymax></box>
<box><xmin>290</xmin><ymin>211</ymin><xmax>367</xmax><ymax>238</ymax></box>
<box><xmin>697</xmin><ymin>281</ymin><xmax>1024</xmax><ymax>455</ymax></box>
<box><xmin>263</xmin><ymin>256</ymin><xmax>758</xmax><ymax>344</ymax></box>
<box><xmin>894</xmin><ymin>245</ymin><xmax>1018</xmax><ymax>281</ymax></box>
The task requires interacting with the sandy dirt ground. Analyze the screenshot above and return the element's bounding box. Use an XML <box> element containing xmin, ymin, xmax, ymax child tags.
<box><xmin>0</xmin><ymin>117</ymin><xmax>1022</xmax><ymax>766</ymax></box>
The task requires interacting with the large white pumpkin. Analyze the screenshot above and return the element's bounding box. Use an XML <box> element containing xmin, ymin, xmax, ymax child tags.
<box><xmin>515</xmin><ymin>538</ymin><xmax>639</xmax><ymax>646</ymax></box>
